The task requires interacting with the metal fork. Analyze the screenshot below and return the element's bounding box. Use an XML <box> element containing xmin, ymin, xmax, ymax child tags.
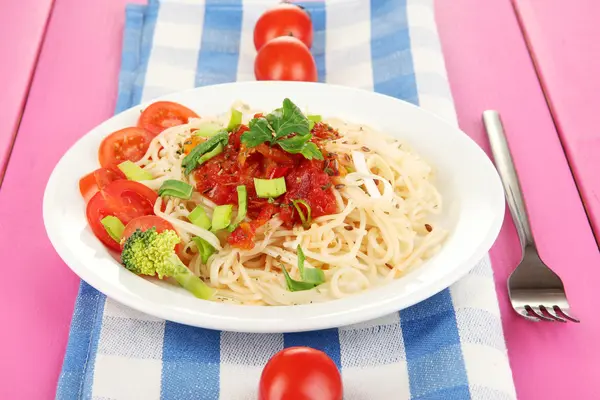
<box><xmin>483</xmin><ymin>110</ymin><xmax>579</xmax><ymax>323</ymax></box>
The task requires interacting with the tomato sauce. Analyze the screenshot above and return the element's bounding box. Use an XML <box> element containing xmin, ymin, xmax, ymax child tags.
<box><xmin>193</xmin><ymin>123</ymin><xmax>341</xmax><ymax>249</ymax></box>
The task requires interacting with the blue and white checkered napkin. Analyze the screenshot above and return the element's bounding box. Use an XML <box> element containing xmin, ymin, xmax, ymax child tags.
<box><xmin>56</xmin><ymin>1</ymin><xmax>517</xmax><ymax>399</ymax></box>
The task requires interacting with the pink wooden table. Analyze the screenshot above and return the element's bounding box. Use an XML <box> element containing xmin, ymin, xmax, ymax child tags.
<box><xmin>0</xmin><ymin>0</ymin><xmax>54</xmax><ymax>185</ymax></box>
<box><xmin>1</xmin><ymin>0</ymin><xmax>599</xmax><ymax>398</ymax></box>
<box><xmin>513</xmin><ymin>0</ymin><xmax>600</xmax><ymax>245</ymax></box>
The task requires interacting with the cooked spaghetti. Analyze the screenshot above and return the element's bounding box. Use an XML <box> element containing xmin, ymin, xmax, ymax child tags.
<box><xmin>80</xmin><ymin>98</ymin><xmax>447</xmax><ymax>305</ymax></box>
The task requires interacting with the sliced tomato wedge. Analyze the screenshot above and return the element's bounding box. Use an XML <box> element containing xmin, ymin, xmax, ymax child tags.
<box><xmin>86</xmin><ymin>193</ymin><xmax>124</xmax><ymax>252</ymax></box>
<box><xmin>79</xmin><ymin>167</ymin><xmax>125</xmax><ymax>203</ymax></box>
<box><xmin>121</xmin><ymin>215</ymin><xmax>175</xmax><ymax>243</ymax></box>
<box><xmin>101</xmin><ymin>180</ymin><xmax>158</xmax><ymax>224</ymax></box>
<box><xmin>98</xmin><ymin>127</ymin><xmax>151</xmax><ymax>168</ymax></box>
<box><xmin>79</xmin><ymin>171</ymin><xmax>99</xmax><ymax>203</ymax></box>
<box><xmin>138</xmin><ymin>101</ymin><xmax>199</xmax><ymax>136</ymax></box>
<box><xmin>121</xmin><ymin>215</ymin><xmax>183</xmax><ymax>254</ymax></box>
<box><xmin>86</xmin><ymin>180</ymin><xmax>158</xmax><ymax>251</ymax></box>
<box><xmin>95</xmin><ymin>167</ymin><xmax>125</xmax><ymax>189</ymax></box>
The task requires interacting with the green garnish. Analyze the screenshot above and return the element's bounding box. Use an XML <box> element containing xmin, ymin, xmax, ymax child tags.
<box><xmin>227</xmin><ymin>108</ymin><xmax>243</xmax><ymax>131</ymax></box>
<box><xmin>211</xmin><ymin>204</ymin><xmax>233</xmax><ymax>231</ymax></box>
<box><xmin>158</xmin><ymin>179</ymin><xmax>193</xmax><ymax>199</ymax></box>
<box><xmin>281</xmin><ymin>245</ymin><xmax>325</xmax><ymax>292</ymax></box>
<box><xmin>188</xmin><ymin>206</ymin><xmax>211</xmax><ymax>230</ymax></box>
<box><xmin>101</xmin><ymin>216</ymin><xmax>125</xmax><ymax>243</ymax></box>
<box><xmin>182</xmin><ymin>131</ymin><xmax>229</xmax><ymax>175</ymax></box>
<box><xmin>227</xmin><ymin>185</ymin><xmax>247</xmax><ymax>232</ymax></box>
<box><xmin>194</xmin><ymin>122</ymin><xmax>223</xmax><ymax>138</ymax></box>
<box><xmin>308</xmin><ymin>114</ymin><xmax>322</xmax><ymax>131</ymax></box>
<box><xmin>254</xmin><ymin>177</ymin><xmax>286</xmax><ymax>198</ymax></box>
<box><xmin>121</xmin><ymin>228</ymin><xmax>215</xmax><ymax>299</ymax></box>
<box><xmin>292</xmin><ymin>199</ymin><xmax>312</xmax><ymax>229</ymax></box>
<box><xmin>192</xmin><ymin>237</ymin><xmax>216</xmax><ymax>264</ymax></box>
<box><xmin>240</xmin><ymin>99</ymin><xmax>324</xmax><ymax>161</ymax></box>
<box><xmin>198</xmin><ymin>143</ymin><xmax>224</xmax><ymax>165</ymax></box>
<box><xmin>117</xmin><ymin>160</ymin><xmax>153</xmax><ymax>181</ymax></box>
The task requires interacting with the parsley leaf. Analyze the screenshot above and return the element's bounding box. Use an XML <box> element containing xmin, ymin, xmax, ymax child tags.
<box><xmin>300</xmin><ymin>142</ymin><xmax>324</xmax><ymax>160</ymax></box>
<box><xmin>239</xmin><ymin>98</ymin><xmax>321</xmax><ymax>161</ymax></box>
<box><xmin>268</xmin><ymin>99</ymin><xmax>310</xmax><ymax>139</ymax></box>
<box><xmin>277</xmin><ymin>134</ymin><xmax>311</xmax><ymax>153</ymax></box>
<box><xmin>181</xmin><ymin>131</ymin><xmax>229</xmax><ymax>175</ymax></box>
<box><xmin>241</xmin><ymin>117</ymin><xmax>273</xmax><ymax>148</ymax></box>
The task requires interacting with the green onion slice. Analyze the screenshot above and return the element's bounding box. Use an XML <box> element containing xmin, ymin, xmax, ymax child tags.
<box><xmin>307</xmin><ymin>114</ymin><xmax>322</xmax><ymax>131</ymax></box>
<box><xmin>292</xmin><ymin>199</ymin><xmax>312</xmax><ymax>229</ymax></box>
<box><xmin>192</xmin><ymin>237</ymin><xmax>216</xmax><ymax>264</ymax></box>
<box><xmin>254</xmin><ymin>177</ymin><xmax>286</xmax><ymax>198</ymax></box>
<box><xmin>188</xmin><ymin>206</ymin><xmax>211</xmax><ymax>230</ymax></box>
<box><xmin>101</xmin><ymin>216</ymin><xmax>125</xmax><ymax>243</ymax></box>
<box><xmin>158</xmin><ymin>180</ymin><xmax>194</xmax><ymax>199</ymax></box>
<box><xmin>227</xmin><ymin>185</ymin><xmax>247</xmax><ymax>232</ymax></box>
<box><xmin>117</xmin><ymin>160</ymin><xmax>153</xmax><ymax>181</ymax></box>
<box><xmin>194</xmin><ymin>122</ymin><xmax>223</xmax><ymax>138</ymax></box>
<box><xmin>227</xmin><ymin>108</ymin><xmax>243</xmax><ymax>131</ymax></box>
<box><xmin>198</xmin><ymin>143</ymin><xmax>224</xmax><ymax>165</ymax></box>
<box><xmin>211</xmin><ymin>204</ymin><xmax>233</xmax><ymax>231</ymax></box>
<box><xmin>281</xmin><ymin>245</ymin><xmax>325</xmax><ymax>292</ymax></box>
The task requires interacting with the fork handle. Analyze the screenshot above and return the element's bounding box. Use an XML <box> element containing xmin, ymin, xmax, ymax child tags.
<box><xmin>483</xmin><ymin>110</ymin><xmax>534</xmax><ymax>251</ymax></box>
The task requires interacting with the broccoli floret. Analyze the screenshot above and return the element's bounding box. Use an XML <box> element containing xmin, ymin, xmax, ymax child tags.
<box><xmin>121</xmin><ymin>228</ymin><xmax>215</xmax><ymax>300</ymax></box>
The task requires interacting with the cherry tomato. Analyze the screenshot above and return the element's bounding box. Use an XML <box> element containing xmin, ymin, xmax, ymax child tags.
<box><xmin>79</xmin><ymin>167</ymin><xmax>125</xmax><ymax>203</ymax></box>
<box><xmin>98</xmin><ymin>127</ymin><xmax>151</xmax><ymax>168</ymax></box>
<box><xmin>121</xmin><ymin>215</ymin><xmax>174</xmax><ymax>242</ymax></box>
<box><xmin>101</xmin><ymin>180</ymin><xmax>158</xmax><ymax>224</ymax></box>
<box><xmin>94</xmin><ymin>167</ymin><xmax>126</xmax><ymax>190</ymax></box>
<box><xmin>255</xmin><ymin>36</ymin><xmax>317</xmax><ymax>82</ymax></box>
<box><xmin>254</xmin><ymin>3</ymin><xmax>313</xmax><ymax>51</ymax></box>
<box><xmin>120</xmin><ymin>215</ymin><xmax>184</xmax><ymax>254</ymax></box>
<box><xmin>138</xmin><ymin>101</ymin><xmax>199</xmax><ymax>136</ymax></box>
<box><xmin>259</xmin><ymin>347</ymin><xmax>343</xmax><ymax>400</ymax></box>
<box><xmin>79</xmin><ymin>171</ymin><xmax>99</xmax><ymax>203</ymax></box>
<box><xmin>86</xmin><ymin>180</ymin><xmax>158</xmax><ymax>250</ymax></box>
<box><xmin>86</xmin><ymin>192</ymin><xmax>124</xmax><ymax>251</ymax></box>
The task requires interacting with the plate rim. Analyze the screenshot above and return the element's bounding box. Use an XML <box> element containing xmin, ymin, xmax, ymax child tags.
<box><xmin>43</xmin><ymin>81</ymin><xmax>505</xmax><ymax>333</ymax></box>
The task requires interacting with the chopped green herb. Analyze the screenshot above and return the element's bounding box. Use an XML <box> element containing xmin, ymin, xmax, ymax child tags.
<box><xmin>117</xmin><ymin>160</ymin><xmax>153</xmax><ymax>181</ymax></box>
<box><xmin>194</xmin><ymin>122</ymin><xmax>223</xmax><ymax>138</ymax></box>
<box><xmin>227</xmin><ymin>108</ymin><xmax>243</xmax><ymax>131</ymax></box>
<box><xmin>192</xmin><ymin>237</ymin><xmax>216</xmax><ymax>264</ymax></box>
<box><xmin>240</xmin><ymin>99</ymin><xmax>323</xmax><ymax>161</ymax></box>
<box><xmin>182</xmin><ymin>131</ymin><xmax>229</xmax><ymax>175</ymax></box>
<box><xmin>101</xmin><ymin>216</ymin><xmax>125</xmax><ymax>243</ymax></box>
<box><xmin>188</xmin><ymin>206</ymin><xmax>211</xmax><ymax>230</ymax></box>
<box><xmin>158</xmin><ymin>180</ymin><xmax>194</xmax><ymax>199</ymax></box>
<box><xmin>211</xmin><ymin>204</ymin><xmax>233</xmax><ymax>231</ymax></box>
<box><xmin>227</xmin><ymin>185</ymin><xmax>247</xmax><ymax>232</ymax></box>
<box><xmin>254</xmin><ymin>177</ymin><xmax>287</xmax><ymax>198</ymax></box>
<box><xmin>198</xmin><ymin>143</ymin><xmax>223</xmax><ymax>165</ymax></box>
<box><xmin>307</xmin><ymin>114</ymin><xmax>322</xmax><ymax>131</ymax></box>
<box><xmin>292</xmin><ymin>199</ymin><xmax>312</xmax><ymax>229</ymax></box>
<box><xmin>281</xmin><ymin>245</ymin><xmax>325</xmax><ymax>292</ymax></box>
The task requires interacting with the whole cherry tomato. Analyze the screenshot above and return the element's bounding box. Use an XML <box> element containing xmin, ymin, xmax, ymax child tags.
<box><xmin>259</xmin><ymin>346</ymin><xmax>343</xmax><ymax>400</ymax></box>
<box><xmin>254</xmin><ymin>36</ymin><xmax>317</xmax><ymax>82</ymax></box>
<box><xmin>254</xmin><ymin>3</ymin><xmax>313</xmax><ymax>51</ymax></box>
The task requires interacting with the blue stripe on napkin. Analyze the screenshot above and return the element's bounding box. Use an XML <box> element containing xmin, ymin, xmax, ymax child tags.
<box><xmin>401</xmin><ymin>290</ymin><xmax>469</xmax><ymax>398</ymax></box>
<box><xmin>371</xmin><ymin>0</ymin><xmax>418</xmax><ymax>105</ymax></box>
<box><xmin>284</xmin><ymin>329</ymin><xmax>342</xmax><ymax>369</ymax></box>
<box><xmin>132</xmin><ymin>0</ymin><xmax>159</xmax><ymax>106</ymax></box>
<box><xmin>161</xmin><ymin>324</ymin><xmax>221</xmax><ymax>400</ymax></box>
<box><xmin>195</xmin><ymin>0</ymin><xmax>243</xmax><ymax>87</ymax></box>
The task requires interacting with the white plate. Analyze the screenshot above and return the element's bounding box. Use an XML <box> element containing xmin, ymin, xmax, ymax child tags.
<box><xmin>43</xmin><ymin>81</ymin><xmax>504</xmax><ymax>333</ymax></box>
